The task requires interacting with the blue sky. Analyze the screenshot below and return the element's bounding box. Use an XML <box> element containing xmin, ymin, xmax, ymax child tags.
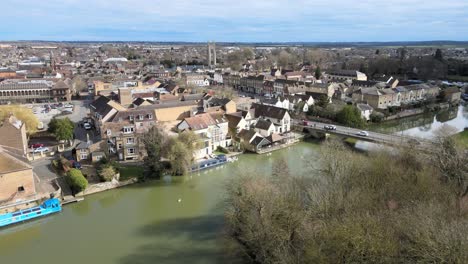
<box><xmin>1</xmin><ymin>0</ymin><xmax>467</xmax><ymax>42</ymax></box>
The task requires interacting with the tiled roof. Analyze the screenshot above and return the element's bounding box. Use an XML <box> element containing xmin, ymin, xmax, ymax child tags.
<box><xmin>251</xmin><ymin>103</ymin><xmax>288</xmax><ymax>120</ymax></box>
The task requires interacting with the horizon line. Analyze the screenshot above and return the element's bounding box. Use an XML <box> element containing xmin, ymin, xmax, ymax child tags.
<box><xmin>1</xmin><ymin>40</ymin><xmax>468</xmax><ymax>44</ymax></box>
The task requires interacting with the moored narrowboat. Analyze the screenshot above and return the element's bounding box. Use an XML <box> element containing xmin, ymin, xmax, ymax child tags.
<box><xmin>0</xmin><ymin>198</ymin><xmax>62</xmax><ymax>228</ymax></box>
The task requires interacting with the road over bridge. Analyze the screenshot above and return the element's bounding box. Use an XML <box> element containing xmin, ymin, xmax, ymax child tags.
<box><xmin>293</xmin><ymin>120</ymin><xmax>433</xmax><ymax>148</ymax></box>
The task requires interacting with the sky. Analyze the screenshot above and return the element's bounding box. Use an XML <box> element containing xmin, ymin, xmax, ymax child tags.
<box><xmin>1</xmin><ymin>0</ymin><xmax>468</xmax><ymax>42</ymax></box>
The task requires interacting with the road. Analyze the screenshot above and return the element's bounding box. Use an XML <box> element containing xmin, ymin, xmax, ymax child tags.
<box><xmin>294</xmin><ymin>120</ymin><xmax>430</xmax><ymax>146</ymax></box>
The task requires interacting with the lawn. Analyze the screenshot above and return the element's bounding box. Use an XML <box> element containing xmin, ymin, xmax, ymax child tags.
<box><xmin>453</xmin><ymin>130</ymin><xmax>468</xmax><ymax>148</ymax></box>
<box><xmin>118</xmin><ymin>165</ymin><xmax>144</xmax><ymax>180</ymax></box>
<box><xmin>343</xmin><ymin>137</ymin><xmax>358</xmax><ymax>146</ymax></box>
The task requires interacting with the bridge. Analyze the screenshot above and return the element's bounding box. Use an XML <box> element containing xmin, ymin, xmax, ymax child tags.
<box><xmin>293</xmin><ymin>120</ymin><xmax>432</xmax><ymax>148</ymax></box>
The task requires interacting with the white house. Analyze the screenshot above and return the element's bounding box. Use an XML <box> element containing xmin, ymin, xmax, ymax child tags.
<box><xmin>356</xmin><ymin>103</ymin><xmax>374</xmax><ymax>121</ymax></box>
<box><xmin>177</xmin><ymin>113</ymin><xmax>230</xmax><ymax>159</ymax></box>
<box><xmin>254</xmin><ymin>119</ymin><xmax>275</xmax><ymax>137</ymax></box>
<box><xmin>250</xmin><ymin>103</ymin><xmax>291</xmax><ymax>134</ymax></box>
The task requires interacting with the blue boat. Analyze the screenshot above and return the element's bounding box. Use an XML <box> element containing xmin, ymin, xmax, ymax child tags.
<box><xmin>191</xmin><ymin>155</ymin><xmax>228</xmax><ymax>172</ymax></box>
<box><xmin>0</xmin><ymin>198</ymin><xmax>61</xmax><ymax>228</ymax></box>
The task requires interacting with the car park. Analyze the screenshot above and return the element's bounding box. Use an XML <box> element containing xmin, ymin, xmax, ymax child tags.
<box><xmin>356</xmin><ymin>131</ymin><xmax>369</xmax><ymax>137</ymax></box>
<box><xmin>324</xmin><ymin>125</ymin><xmax>337</xmax><ymax>130</ymax></box>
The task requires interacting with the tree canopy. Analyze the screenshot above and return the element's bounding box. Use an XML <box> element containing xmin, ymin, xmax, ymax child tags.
<box><xmin>336</xmin><ymin>105</ymin><xmax>365</xmax><ymax>128</ymax></box>
<box><xmin>0</xmin><ymin>105</ymin><xmax>39</xmax><ymax>134</ymax></box>
<box><xmin>225</xmin><ymin>139</ymin><xmax>468</xmax><ymax>263</ymax></box>
<box><xmin>48</xmin><ymin>118</ymin><xmax>74</xmax><ymax>141</ymax></box>
<box><xmin>142</xmin><ymin>126</ymin><xmax>166</xmax><ymax>178</ymax></box>
<box><xmin>66</xmin><ymin>168</ymin><xmax>88</xmax><ymax>194</ymax></box>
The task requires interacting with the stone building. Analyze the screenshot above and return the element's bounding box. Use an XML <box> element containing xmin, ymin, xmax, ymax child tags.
<box><xmin>0</xmin><ymin>80</ymin><xmax>71</xmax><ymax>103</ymax></box>
<box><xmin>0</xmin><ymin>115</ymin><xmax>28</xmax><ymax>157</ymax></box>
<box><xmin>0</xmin><ymin>149</ymin><xmax>35</xmax><ymax>206</ymax></box>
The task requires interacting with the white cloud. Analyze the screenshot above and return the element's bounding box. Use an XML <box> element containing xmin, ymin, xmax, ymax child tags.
<box><xmin>1</xmin><ymin>0</ymin><xmax>467</xmax><ymax>41</ymax></box>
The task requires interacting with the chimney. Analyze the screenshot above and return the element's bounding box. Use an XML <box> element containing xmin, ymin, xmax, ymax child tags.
<box><xmin>118</xmin><ymin>88</ymin><xmax>132</xmax><ymax>106</ymax></box>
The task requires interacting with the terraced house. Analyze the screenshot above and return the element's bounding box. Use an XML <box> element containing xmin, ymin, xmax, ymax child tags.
<box><xmin>102</xmin><ymin>108</ymin><xmax>157</xmax><ymax>161</ymax></box>
<box><xmin>352</xmin><ymin>84</ymin><xmax>439</xmax><ymax>109</ymax></box>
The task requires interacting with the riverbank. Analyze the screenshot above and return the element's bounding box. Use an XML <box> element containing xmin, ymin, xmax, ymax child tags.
<box><xmin>454</xmin><ymin>129</ymin><xmax>468</xmax><ymax>148</ymax></box>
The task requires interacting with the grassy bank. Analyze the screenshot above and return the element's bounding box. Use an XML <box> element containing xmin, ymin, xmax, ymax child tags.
<box><xmin>454</xmin><ymin>130</ymin><xmax>468</xmax><ymax>148</ymax></box>
<box><xmin>118</xmin><ymin>165</ymin><xmax>144</xmax><ymax>180</ymax></box>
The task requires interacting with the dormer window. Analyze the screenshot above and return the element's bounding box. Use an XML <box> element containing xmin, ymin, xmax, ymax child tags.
<box><xmin>106</xmin><ymin>129</ymin><xmax>111</xmax><ymax>136</ymax></box>
<box><xmin>123</xmin><ymin>126</ymin><xmax>134</xmax><ymax>134</ymax></box>
<box><xmin>129</xmin><ymin>115</ymin><xmax>134</xmax><ymax>121</ymax></box>
<box><xmin>138</xmin><ymin>114</ymin><xmax>144</xmax><ymax>120</ymax></box>
<box><xmin>148</xmin><ymin>114</ymin><xmax>153</xmax><ymax>119</ymax></box>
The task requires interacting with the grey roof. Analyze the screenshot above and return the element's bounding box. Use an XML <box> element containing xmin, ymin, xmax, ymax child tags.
<box><xmin>251</xmin><ymin>103</ymin><xmax>288</xmax><ymax>120</ymax></box>
<box><xmin>75</xmin><ymin>141</ymin><xmax>90</xmax><ymax>150</ymax></box>
<box><xmin>352</xmin><ymin>80</ymin><xmax>379</xmax><ymax>87</ymax></box>
<box><xmin>251</xmin><ymin>136</ymin><xmax>270</xmax><ymax>147</ymax></box>
<box><xmin>255</xmin><ymin>119</ymin><xmax>273</xmax><ymax>130</ymax></box>
<box><xmin>357</xmin><ymin>103</ymin><xmax>374</xmax><ymax>111</ymax></box>
<box><xmin>0</xmin><ymin>81</ymin><xmax>52</xmax><ymax>90</ymax></box>
<box><xmin>90</xmin><ymin>96</ymin><xmax>113</xmax><ymax>116</ymax></box>
<box><xmin>327</xmin><ymin>70</ymin><xmax>360</xmax><ymax>77</ymax></box>
<box><xmin>110</xmin><ymin>109</ymin><xmax>156</xmax><ymax>123</ymax></box>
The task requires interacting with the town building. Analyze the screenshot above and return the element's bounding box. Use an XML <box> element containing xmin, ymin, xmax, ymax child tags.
<box><xmin>0</xmin><ymin>80</ymin><xmax>71</xmax><ymax>103</ymax></box>
<box><xmin>326</xmin><ymin>70</ymin><xmax>367</xmax><ymax>81</ymax></box>
<box><xmin>0</xmin><ymin>148</ymin><xmax>35</xmax><ymax>207</ymax></box>
<box><xmin>0</xmin><ymin>115</ymin><xmax>28</xmax><ymax>157</ymax></box>
<box><xmin>177</xmin><ymin>112</ymin><xmax>230</xmax><ymax>159</ymax></box>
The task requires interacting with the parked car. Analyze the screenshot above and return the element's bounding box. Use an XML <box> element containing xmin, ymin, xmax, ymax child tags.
<box><xmin>33</xmin><ymin>147</ymin><xmax>49</xmax><ymax>153</ymax></box>
<box><xmin>83</xmin><ymin>123</ymin><xmax>92</xmax><ymax>130</ymax></box>
<box><xmin>69</xmin><ymin>160</ymin><xmax>82</xmax><ymax>169</ymax></box>
<box><xmin>356</xmin><ymin>131</ymin><xmax>369</xmax><ymax>137</ymax></box>
<box><xmin>30</xmin><ymin>143</ymin><xmax>44</xmax><ymax>149</ymax></box>
<box><xmin>324</xmin><ymin>125</ymin><xmax>337</xmax><ymax>130</ymax></box>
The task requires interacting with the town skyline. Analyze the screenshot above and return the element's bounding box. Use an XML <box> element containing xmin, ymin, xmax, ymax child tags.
<box><xmin>2</xmin><ymin>0</ymin><xmax>468</xmax><ymax>42</ymax></box>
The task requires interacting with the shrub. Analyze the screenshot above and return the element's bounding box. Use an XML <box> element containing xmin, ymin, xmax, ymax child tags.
<box><xmin>98</xmin><ymin>165</ymin><xmax>116</xmax><ymax>182</ymax></box>
<box><xmin>370</xmin><ymin>112</ymin><xmax>385</xmax><ymax>123</ymax></box>
<box><xmin>59</xmin><ymin>157</ymin><xmax>72</xmax><ymax>172</ymax></box>
<box><xmin>66</xmin><ymin>168</ymin><xmax>88</xmax><ymax>194</ymax></box>
<box><xmin>216</xmin><ymin>146</ymin><xmax>229</xmax><ymax>154</ymax></box>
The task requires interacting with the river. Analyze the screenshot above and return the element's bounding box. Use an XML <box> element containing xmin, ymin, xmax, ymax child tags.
<box><xmin>1</xmin><ymin>105</ymin><xmax>466</xmax><ymax>264</ymax></box>
<box><xmin>0</xmin><ymin>144</ymin><xmax>319</xmax><ymax>264</ymax></box>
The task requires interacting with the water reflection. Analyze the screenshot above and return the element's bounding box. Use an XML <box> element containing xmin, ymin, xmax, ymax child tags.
<box><xmin>371</xmin><ymin>105</ymin><xmax>467</xmax><ymax>139</ymax></box>
<box><xmin>401</xmin><ymin>105</ymin><xmax>467</xmax><ymax>139</ymax></box>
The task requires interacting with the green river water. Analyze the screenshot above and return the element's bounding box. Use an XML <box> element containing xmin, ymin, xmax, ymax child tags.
<box><xmin>0</xmin><ymin>143</ymin><xmax>319</xmax><ymax>264</ymax></box>
<box><xmin>1</xmin><ymin>105</ymin><xmax>466</xmax><ymax>264</ymax></box>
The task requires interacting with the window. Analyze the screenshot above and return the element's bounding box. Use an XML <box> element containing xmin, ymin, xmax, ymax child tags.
<box><xmin>148</xmin><ymin>114</ymin><xmax>153</xmax><ymax>119</ymax></box>
<box><xmin>123</xmin><ymin>127</ymin><xmax>134</xmax><ymax>133</ymax></box>
<box><xmin>138</xmin><ymin>114</ymin><xmax>144</xmax><ymax>120</ymax></box>
<box><xmin>106</xmin><ymin>129</ymin><xmax>111</xmax><ymax>136</ymax></box>
<box><xmin>127</xmin><ymin>138</ymin><xmax>135</xmax><ymax>144</ymax></box>
<box><xmin>81</xmin><ymin>154</ymin><xmax>88</xmax><ymax>160</ymax></box>
<box><xmin>80</xmin><ymin>149</ymin><xmax>87</xmax><ymax>153</ymax></box>
<box><xmin>118</xmin><ymin>143</ymin><xmax>122</xmax><ymax>149</ymax></box>
<box><xmin>129</xmin><ymin>115</ymin><xmax>134</xmax><ymax>121</ymax></box>
<box><xmin>18</xmin><ymin>186</ymin><xmax>25</xmax><ymax>192</ymax></box>
<box><xmin>128</xmin><ymin>148</ymin><xmax>135</xmax><ymax>154</ymax></box>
